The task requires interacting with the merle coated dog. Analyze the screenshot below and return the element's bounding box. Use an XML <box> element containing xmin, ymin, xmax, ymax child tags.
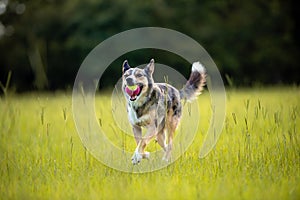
<box><xmin>122</xmin><ymin>59</ymin><xmax>206</xmax><ymax>164</ymax></box>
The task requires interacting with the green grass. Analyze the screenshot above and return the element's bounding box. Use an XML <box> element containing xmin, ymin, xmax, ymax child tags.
<box><xmin>0</xmin><ymin>87</ymin><xmax>299</xmax><ymax>199</ymax></box>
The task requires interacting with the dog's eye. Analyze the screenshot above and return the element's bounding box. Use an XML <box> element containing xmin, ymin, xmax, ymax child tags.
<box><xmin>136</xmin><ymin>73</ymin><xmax>143</xmax><ymax>78</ymax></box>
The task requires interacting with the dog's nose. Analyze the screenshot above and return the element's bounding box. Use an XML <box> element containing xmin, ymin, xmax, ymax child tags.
<box><xmin>126</xmin><ymin>78</ymin><xmax>134</xmax><ymax>86</ymax></box>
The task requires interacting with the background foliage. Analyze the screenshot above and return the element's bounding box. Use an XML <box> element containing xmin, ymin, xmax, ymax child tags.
<box><xmin>0</xmin><ymin>0</ymin><xmax>299</xmax><ymax>91</ymax></box>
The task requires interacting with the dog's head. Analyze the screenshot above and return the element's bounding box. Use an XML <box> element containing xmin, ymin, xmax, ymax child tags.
<box><xmin>122</xmin><ymin>59</ymin><xmax>155</xmax><ymax>101</ymax></box>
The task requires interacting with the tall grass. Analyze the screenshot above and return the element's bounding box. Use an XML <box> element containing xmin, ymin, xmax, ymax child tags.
<box><xmin>0</xmin><ymin>87</ymin><xmax>299</xmax><ymax>199</ymax></box>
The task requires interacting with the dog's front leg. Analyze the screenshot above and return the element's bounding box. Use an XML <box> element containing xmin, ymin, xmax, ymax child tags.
<box><xmin>133</xmin><ymin>125</ymin><xmax>151</xmax><ymax>159</ymax></box>
<box><xmin>132</xmin><ymin>125</ymin><xmax>142</xmax><ymax>145</ymax></box>
<box><xmin>131</xmin><ymin>124</ymin><xmax>156</xmax><ymax>165</ymax></box>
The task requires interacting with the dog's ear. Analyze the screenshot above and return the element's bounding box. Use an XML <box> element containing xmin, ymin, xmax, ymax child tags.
<box><xmin>122</xmin><ymin>60</ymin><xmax>130</xmax><ymax>74</ymax></box>
<box><xmin>145</xmin><ymin>59</ymin><xmax>155</xmax><ymax>75</ymax></box>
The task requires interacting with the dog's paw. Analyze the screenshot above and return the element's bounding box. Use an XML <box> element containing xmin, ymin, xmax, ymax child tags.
<box><xmin>162</xmin><ymin>152</ymin><xmax>171</xmax><ymax>162</ymax></box>
<box><xmin>142</xmin><ymin>151</ymin><xmax>150</xmax><ymax>159</ymax></box>
<box><xmin>131</xmin><ymin>151</ymin><xmax>143</xmax><ymax>165</ymax></box>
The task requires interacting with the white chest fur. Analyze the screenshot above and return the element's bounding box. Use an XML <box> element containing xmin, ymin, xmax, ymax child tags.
<box><xmin>127</xmin><ymin>104</ymin><xmax>150</xmax><ymax>126</ymax></box>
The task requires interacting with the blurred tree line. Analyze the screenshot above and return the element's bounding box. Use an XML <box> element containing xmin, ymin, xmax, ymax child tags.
<box><xmin>0</xmin><ymin>0</ymin><xmax>299</xmax><ymax>92</ymax></box>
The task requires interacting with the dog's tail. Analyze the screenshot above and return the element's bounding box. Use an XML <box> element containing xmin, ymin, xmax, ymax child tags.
<box><xmin>180</xmin><ymin>62</ymin><xmax>206</xmax><ymax>101</ymax></box>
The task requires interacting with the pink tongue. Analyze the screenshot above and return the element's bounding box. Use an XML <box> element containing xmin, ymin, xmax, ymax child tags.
<box><xmin>125</xmin><ymin>86</ymin><xmax>140</xmax><ymax>98</ymax></box>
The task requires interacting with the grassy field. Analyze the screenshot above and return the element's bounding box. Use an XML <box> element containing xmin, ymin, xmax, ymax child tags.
<box><xmin>0</xmin><ymin>87</ymin><xmax>299</xmax><ymax>199</ymax></box>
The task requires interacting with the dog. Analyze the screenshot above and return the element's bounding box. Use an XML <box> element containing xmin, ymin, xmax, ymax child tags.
<box><xmin>122</xmin><ymin>59</ymin><xmax>206</xmax><ymax>164</ymax></box>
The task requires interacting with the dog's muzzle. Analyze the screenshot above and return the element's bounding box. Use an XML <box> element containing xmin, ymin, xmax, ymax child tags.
<box><xmin>125</xmin><ymin>78</ymin><xmax>134</xmax><ymax>86</ymax></box>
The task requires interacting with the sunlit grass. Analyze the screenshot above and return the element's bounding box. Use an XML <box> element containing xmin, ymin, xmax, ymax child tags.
<box><xmin>0</xmin><ymin>87</ymin><xmax>299</xmax><ymax>199</ymax></box>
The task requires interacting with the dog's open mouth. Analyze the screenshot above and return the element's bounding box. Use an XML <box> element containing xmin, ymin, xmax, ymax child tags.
<box><xmin>125</xmin><ymin>85</ymin><xmax>142</xmax><ymax>101</ymax></box>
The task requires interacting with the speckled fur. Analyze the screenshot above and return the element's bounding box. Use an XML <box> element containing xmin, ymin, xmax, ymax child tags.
<box><xmin>122</xmin><ymin>59</ymin><xmax>206</xmax><ymax>164</ymax></box>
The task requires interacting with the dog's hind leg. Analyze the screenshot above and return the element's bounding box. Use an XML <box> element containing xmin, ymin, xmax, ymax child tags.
<box><xmin>138</xmin><ymin>124</ymin><xmax>157</xmax><ymax>152</ymax></box>
<box><xmin>163</xmin><ymin>117</ymin><xmax>180</xmax><ymax>162</ymax></box>
<box><xmin>156</xmin><ymin>128</ymin><xmax>167</xmax><ymax>151</ymax></box>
